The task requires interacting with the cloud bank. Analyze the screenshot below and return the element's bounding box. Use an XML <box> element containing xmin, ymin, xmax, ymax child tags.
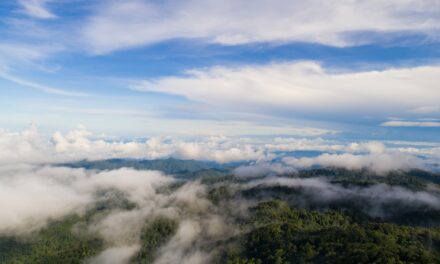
<box><xmin>0</xmin><ymin>165</ymin><xmax>171</xmax><ymax>234</ymax></box>
<box><xmin>0</xmin><ymin>126</ymin><xmax>439</xmax><ymax>262</ymax></box>
<box><xmin>1</xmin><ymin>126</ymin><xmax>439</xmax><ymax>172</ymax></box>
<box><xmin>236</xmin><ymin>141</ymin><xmax>431</xmax><ymax>176</ymax></box>
<box><xmin>134</xmin><ymin>62</ymin><xmax>440</xmax><ymax>122</ymax></box>
<box><xmin>0</xmin><ymin>160</ymin><xmax>240</xmax><ymax>263</ymax></box>
<box><xmin>283</xmin><ymin>152</ymin><xmax>423</xmax><ymax>174</ymax></box>
<box><xmin>0</xmin><ymin>125</ymin><xmax>267</xmax><ymax>164</ymax></box>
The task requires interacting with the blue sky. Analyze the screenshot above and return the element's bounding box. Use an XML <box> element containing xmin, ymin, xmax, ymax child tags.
<box><xmin>0</xmin><ymin>0</ymin><xmax>439</xmax><ymax>141</ymax></box>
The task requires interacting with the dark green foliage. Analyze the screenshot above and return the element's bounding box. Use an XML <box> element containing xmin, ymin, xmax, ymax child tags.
<box><xmin>208</xmin><ymin>185</ymin><xmax>233</xmax><ymax>204</ymax></box>
<box><xmin>407</xmin><ymin>169</ymin><xmax>440</xmax><ymax>185</ymax></box>
<box><xmin>64</xmin><ymin>159</ymin><xmax>440</xmax><ymax>188</ymax></box>
<box><xmin>133</xmin><ymin>217</ymin><xmax>178</xmax><ymax>264</ymax></box>
<box><xmin>2</xmin><ymin>161</ymin><xmax>440</xmax><ymax>263</ymax></box>
<box><xmin>0</xmin><ymin>237</ymin><xmax>32</xmax><ymax>261</ymax></box>
<box><xmin>241</xmin><ymin>172</ymin><xmax>440</xmax><ymax>227</ymax></box>
<box><xmin>230</xmin><ymin>200</ymin><xmax>440</xmax><ymax>264</ymax></box>
<box><xmin>0</xmin><ymin>216</ymin><xmax>103</xmax><ymax>264</ymax></box>
<box><xmin>200</xmin><ymin>172</ymin><xmax>235</xmax><ymax>184</ymax></box>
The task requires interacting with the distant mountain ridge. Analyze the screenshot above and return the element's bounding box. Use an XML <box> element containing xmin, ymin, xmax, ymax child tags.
<box><xmin>62</xmin><ymin>158</ymin><xmax>230</xmax><ymax>176</ymax></box>
<box><xmin>63</xmin><ymin>158</ymin><xmax>440</xmax><ymax>188</ymax></box>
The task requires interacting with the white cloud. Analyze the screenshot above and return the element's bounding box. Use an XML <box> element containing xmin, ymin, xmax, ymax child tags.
<box><xmin>0</xmin><ymin>165</ymin><xmax>92</xmax><ymax>234</ymax></box>
<box><xmin>133</xmin><ymin>62</ymin><xmax>440</xmax><ymax>120</ymax></box>
<box><xmin>173</xmin><ymin>141</ymin><xmax>265</xmax><ymax>163</ymax></box>
<box><xmin>17</xmin><ymin>0</ymin><xmax>56</xmax><ymax>19</ymax></box>
<box><xmin>0</xmin><ymin>165</ymin><xmax>172</xmax><ymax>234</ymax></box>
<box><xmin>0</xmin><ymin>71</ymin><xmax>89</xmax><ymax>97</ymax></box>
<box><xmin>0</xmin><ymin>129</ymin><xmax>438</xmax><ymax>262</ymax></box>
<box><xmin>0</xmin><ymin>43</ymin><xmax>49</xmax><ymax>66</ymax></box>
<box><xmin>88</xmin><ymin>245</ymin><xmax>141</xmax><ymax>264</ymax></box>
<box><xmin>235</xmin><ymin>141</ymin><xmax>430</xmax><ymax>175</ymax></box>
<box><xmin>234</xmin><ymin>163</ymin><xmax>296</xmax><ymax>178</ymax></box>
<box><xmin>347</xmin><ymin>141</ymin><xmax>387</xmax><ymax>154</ymax></box>
<box><xmin>0</xmin><ymin>125</ymin><xmax>269</xmax><ymax>164</ymax></box>
<box><xmin>82</xmin><ymin>0</ymin><xmax>440</xmax><ymax>54</ymax></box>
<box><xmin>409</xmin><ymin>106</ymin><xmax>440</xmax><ymax>114</ymax></box>
<box><xmin>236</xmin><ymin>151</ymin><xmax>424</xmax><ymax>176</ymax></box>
<box><xmin>154</xmin><ymin>220</ymin><xmax>209</xmax><ymax>264</ymax></box>
<box><xmin>0</xmin><ymin>162</ymin><xmax>230</xmax><ymax>262</ymax></box>
<box><xmin>246</xmin><ymin>177</ymin><xmax>440</xmax><ymax>217</ymax></box>
<box><xmin>0</xmin><ymin>42</ymin><xmax>62</xmax><ymax>73</ymax></box>
<box><xmin>381</xmin><ymin>120</ymin><xmax>440</xmax><ymax>127</ymax></box>
<box><xmin>264</xmin><ymin>137</ymin><xmax>345</xmax><ymax>153</ymax></box>
<box><xmin>1</xmin><ymin>125</ymin><xmax>439</xmax><ymax>168</ymax></box>
<box><xmin>283</xmin><ymin>150</ymin><xmax>423</xmax><ymax>174</ymax></box>
<box><xmin>0</xmin><ymin>43</ymin><xmax>82</xmax><ymax>96</ymax></box>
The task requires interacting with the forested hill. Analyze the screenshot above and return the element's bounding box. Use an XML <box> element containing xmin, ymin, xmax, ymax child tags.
<box><xmin>63</xmin><ymin>158</ymin><xmax>440</xmax><ymax>187</ymax></box>
<box><xmin>63</xmin><ymin>158</ymin><xmax>222</xmax><ymax>173</ymax></box>
<box><xmin>2</xmin><ymin>160</ymin><xmax>440</xmax><ymax>263</ymax></box>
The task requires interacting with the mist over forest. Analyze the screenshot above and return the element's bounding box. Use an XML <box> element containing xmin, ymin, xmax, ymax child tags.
<box><xmin>2</xmin><ymin>0</ymin><xmax>440</xmax><ymax>263</ymax></box>
<box><xmin>1</xmin><ymin>128</ymin><xmax>440</xmax><ymax>263</ymax></box>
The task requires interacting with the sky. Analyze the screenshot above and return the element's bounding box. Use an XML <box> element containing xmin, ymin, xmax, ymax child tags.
<box><xmin>0</xmin><ymin>0</ymin><xmax>439</xmax><ymax>142</ymax></box>
<box><xmin>1</xmin><ymin>2</ymin><xmax>440</xmax><ymax>261</ymax></box>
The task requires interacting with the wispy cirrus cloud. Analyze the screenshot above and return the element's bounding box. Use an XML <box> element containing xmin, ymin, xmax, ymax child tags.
<box><xmin>409</xmin><ymin>106</ymin><xmax>440</xmax><ymax>114</ymax></box>
<box><xmin>17</xmin><ymin>0</ymin><xmax>56</xmax><ymax>19</ymax></box>
<box><xmin>381</xmin><ymin>120</ymin><xmax>440</xmax><ymax>127</ymax></box>
<box><xmin>0</xmin><ymin>43</ymin><xmax>49</xmax><ymax>66</ymax></box>
<box><xmin>0</xmin><ymin>71</ymin><xmax>89</xmax><ymax>97</ymax></box>
<box><xmin>82</xmin><ymin>0</ymin><xmax>440</xmax><ymax>54</ymax></box>
<box><xmin>0</xmin><ymin>0</ymin><xmax>438</xmax><ymax>139</ymax></box>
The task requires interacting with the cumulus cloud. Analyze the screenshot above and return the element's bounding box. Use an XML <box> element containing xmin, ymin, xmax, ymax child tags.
<box><xmin>234</xmin><ymin>163</ymin><xmax>296</xmax><ymax>178</ymax></box>
<box><xmin>82</xmin><ymin>0</ymin><xmax>440</xmax><ymax>54</ymax></box>
<box><xmin>264</xmin><ymin>137</ymin><xmax>346</xmax><ymax>153</ymax></box>
<box><xmin>0</xmin><ymin>125</ymin><xmax>54</xmax><ymax>165</ymax></box>
<box><xmin>283</xmin><ymin>142</ymin><xmax>424</xmax><ymax>174</ymax></box>
<box><xmin>0</xmin><ymin>126</ymin><xmax>268</xmax><ymax>164</ymax></box>
<box><xmin>2</xmin><ymin>126</ymin><xmax>439</xmax><ymax>171</ymax></box>
<box><xmin>172</xmin><ymin>140</ymin><xmax>265</xmax><ymax>163</ymax></box>
<box><xmin>133</xmin><ymin>62</ymin><xmax>440</xmax><ymax>121</ymax></box>
<box><xmin>263</xmin><ymin>138</ymin><xmax>388</xmax><ymax>154</ymax></box>
<box><xmin>234</xmin><ymin>141</ymin><xmax>429</xmax><ymax>176</ymax></box>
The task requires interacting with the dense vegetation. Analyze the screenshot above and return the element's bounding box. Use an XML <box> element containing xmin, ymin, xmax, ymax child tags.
<box><xmin>2</xmin><ymin>159</ymin><xmax>440</xmax><ymax>263</ymax></box>
<box><xmin>134</xmin><ymin>217</ymin><xmax>178</xmax><ymax>263</ymax></box>
<box><xmin>63</xmin><ymin>158</ymin><xmax>230</xmax><ymax>178</ymax></box>
<box><xmin>0</xmin><ymin>216</ymin><xmax>103</xmax><ymax>264</ymax></box>
<box><xmin>226</xmin><ymin>200</ymin><xmax>440</xmax><ymax>264</ymax></box>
